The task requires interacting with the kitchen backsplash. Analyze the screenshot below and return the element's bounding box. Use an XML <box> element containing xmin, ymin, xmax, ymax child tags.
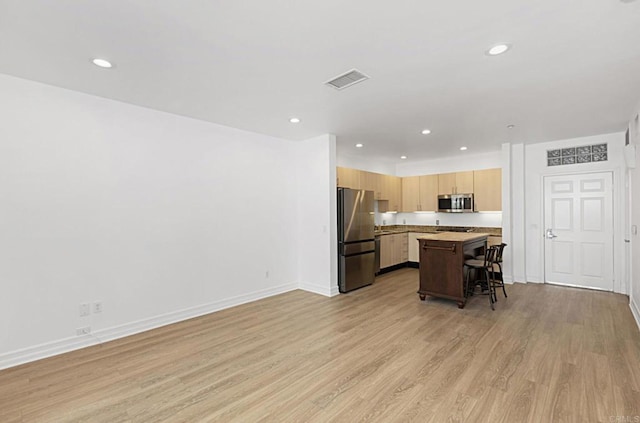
<box><xmin>374</xmin><ymin>203</ymin><xmax>502</xmax><ymax>228</ymax></box>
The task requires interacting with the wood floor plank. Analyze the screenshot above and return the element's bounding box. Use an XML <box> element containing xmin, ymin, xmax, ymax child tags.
<box><xmin>581</xmin><ymin>352</ymin><xmax>616</xmax><ymax>422</ymax></box>
<box><xmin>541</xmin><ymin>361</ymin><xmax>581</xmax><ymax>423</ymax></box>
<box><xmin>1</xmin><ymin>268</ymin><xmax>639</xmax><ymax>422</ymax></box>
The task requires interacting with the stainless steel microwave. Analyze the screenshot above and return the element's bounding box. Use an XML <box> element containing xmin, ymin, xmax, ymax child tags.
<box><xmin>438</xmin><ymin>194</ymin><xmax>474</xmax><ymax>213</ymax></box>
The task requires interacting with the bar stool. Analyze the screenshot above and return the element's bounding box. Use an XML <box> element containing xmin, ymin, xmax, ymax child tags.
<box><xmin>491</xmin><ymin>243</ymin><xmax>508</xmax><ymax>299</ymax></box>
<box><xmin>464</xmin><ymin>245</ymin><xmax>499</xmax><ymax>310</ymax></box>
<box><xmin>475</xmin><ymin>243</ymin><xmax>508</xmax><ymax>299</ymax></box>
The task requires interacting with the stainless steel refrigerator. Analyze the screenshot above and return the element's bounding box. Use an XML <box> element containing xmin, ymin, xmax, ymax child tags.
<box><xmin>338</xmin><ymin>188</ymin><xmax>375</xmax><ymax>293</ymax></box>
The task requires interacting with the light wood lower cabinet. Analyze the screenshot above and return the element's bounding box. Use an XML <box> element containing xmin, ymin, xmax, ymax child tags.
<box><xmin>379</xmin><ymin>234</ymin><xmax>395</xmax><ymax>269</ymax></box>
<box><xmin>379</xmin><ymin>233</ymin><xmax>408</xmax><ymax>269</ymax></box>
<box><xmin>400</xmin><ymin>233</ymin><xmax>408</xmax><ymax>262</ymax></box>
<box><xmin>408</xmin><ymin>232</ymin><xmax>422</xmax><ymax>262</ymax></box>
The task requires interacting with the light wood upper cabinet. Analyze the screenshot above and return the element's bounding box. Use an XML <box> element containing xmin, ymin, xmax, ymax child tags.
<box><xmin>402</xmin><ymin>174</ymin><xmax>438</xmax><ymax>212</ymax></box>
<box><xmin>473</xmin><ymin>168</ymin><xmax>502</xmax><ymax>211</ymax></box>
<box><xmin>438</xmin><ymin>171</ymin><xmax>474</xmax><ymax>195</ymax></box>
<box><xmin>419</xmin><ymin>175</ymin><xmax>439</xmax><ymax>211</ymax></box>
<box><xmin>337</xmin><ymin>167</ymin><xmax>361</xmax><ymax>189</ymax></box>
<box><xmin>336</xmin><ymin>167</ymin><xmax>401</xmax><ymax>211</ymax></box>
<box><xmin>360</xmin><ymin>171</ymin><xmax>380</xmax><ymax>198</ymax></box>
<box><xmin>380</xmin><ymin>175</ymin><xmax>402</xmax><ymax>212</ymax></box>
<box><xmin>338</xmin><ymin>166</ymin><xmax>499</xmax><ymax>212</ymax></box>
<box><xmin>456</xmin><ymin>171</ymin><xmax>474</xmax><ymax>194</ymax></box>
<box><xmin>437</xmin><ymin>173</ymin><xmax>456</xmax><ymax>195</ymax></box>
<box><xmin>401</xmin><ymin>176</ymin><xmax>420</xmax><ymax>212</ymax></box>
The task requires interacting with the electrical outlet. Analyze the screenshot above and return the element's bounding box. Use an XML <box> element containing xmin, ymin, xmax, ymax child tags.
<box><xmin>79</xmin><ymin>303</ymin><xmax>90</xmax><ymax>317</ymax></box>
<box><xmin>93</xmin><ymin>302</ymin><xmax>102</xmax><ymax>313</ymax></box>
<box><xmin>436</xmin><ymin>219</ymin><xmax>440</xmax><ymax>226</ymax></box>
<box><xmin>76</xmin><ymin>326</ymin><xmax>91</xmax><ymax>336</ymax></box>
<box><xmin>265</xmin><ymin>270</ymin><xmax>269</xmax><ymax>278</ymax></box>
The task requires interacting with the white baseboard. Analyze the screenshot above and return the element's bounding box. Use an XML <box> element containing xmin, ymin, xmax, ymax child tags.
<box><xmin>0</xmin><ymin>282</ymin><xmax>298</xmax><ymax>371</ymax></box>
<box><xmin>630</xmin><ymin>297</ymin><xmax>640</xmax><ymax>333</ymax></box>
<box><xmin>299</xmin><ymin>281</ymin><xmax>335</xmax><ymax>297</ymax></box>
<box><xmin>526</xmin><ymin>277</ymin><xmax>544</xmax><ymax>283</ymax></box>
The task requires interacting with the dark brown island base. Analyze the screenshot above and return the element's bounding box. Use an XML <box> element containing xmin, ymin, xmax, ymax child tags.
<box><xmin>417</xmin><ymin>232</ymin><xmax>489</xmax><ymax>308</ymax></box>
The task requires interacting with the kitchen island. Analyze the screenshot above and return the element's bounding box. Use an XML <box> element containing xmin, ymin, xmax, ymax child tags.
<box><xmin>416</xmin><ymin>232</ymin><xmax>489</xmax><ymax>308</ymax></box>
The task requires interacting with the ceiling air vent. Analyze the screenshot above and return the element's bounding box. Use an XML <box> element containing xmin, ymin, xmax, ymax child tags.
<box><xmin>325</xmin><ymin>69</ymin><xmax>369</xmax><ymax>90</ymax></box>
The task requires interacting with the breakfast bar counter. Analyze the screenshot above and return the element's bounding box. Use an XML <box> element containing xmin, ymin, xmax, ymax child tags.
<box><xmin>416</xmin><ymin>232</ymin><xmax>489</xmax><ymax>308</ymax></box>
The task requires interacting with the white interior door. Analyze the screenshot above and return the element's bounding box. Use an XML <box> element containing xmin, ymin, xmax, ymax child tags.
<box><xmin>544</xmin><ymin>172</ymin><xmax>613</xmax><ymax>291</ymax></box>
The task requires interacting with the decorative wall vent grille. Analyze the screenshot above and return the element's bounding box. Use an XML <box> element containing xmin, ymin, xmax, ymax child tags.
<box><xmin>547</xmin><ymin>143</ymin><xmax>607</xmax><ymax>166</ymax></box>
<box><xmin>325</xmin><ymin>69</ymin><xmax>369</xmax><ymax>90</ymax></box>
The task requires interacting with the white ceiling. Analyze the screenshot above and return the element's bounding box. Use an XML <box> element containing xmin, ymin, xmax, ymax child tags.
<box><xmin>1</xmin><ymin>1</ymin><xmax>639</xmax><ymax>164</ymax></box>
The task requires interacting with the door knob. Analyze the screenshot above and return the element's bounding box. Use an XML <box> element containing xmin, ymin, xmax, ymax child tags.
<box><xmin>545</xmin><ymin>229</ymin><xmax>558</xmax><ymax>239</ymax></box>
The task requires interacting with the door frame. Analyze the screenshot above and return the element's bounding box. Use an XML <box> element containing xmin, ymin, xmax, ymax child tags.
<box><xmin>539</xmin><ymin>168</ymin><xmax>626</xmax><ymax>294</ymax></box>
<box><xmin>542</xmin><ymin>171</ymin><xmax>614</xmax><ymax>291</ymax></box>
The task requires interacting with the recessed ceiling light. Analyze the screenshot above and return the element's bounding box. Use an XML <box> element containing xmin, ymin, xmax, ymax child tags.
<box><xmin>92</xmin><ymin>58</ymin><xmax>113</xmax><ymax>68</ymax></box>
<box><xmin>289</xmin><ymin>117</ymin><xmax>301</xmax><ymax>123</ymax></box>
<box><xmin>460</xmin><ymin>146</ymin><xmax>468</xmax><ymax>151</ymax></box>
<box><xmin>421</xmin><ymin>129</ymin><xmax>432</xmax><ymax>135</ymax></box>
<box><xmin>400</xmin><ymin>155</ymin><xmax>407</xmax><ymax>159</ymax></box>
<box><xmin>507</xmin><ymin>124</ymin><xmax>515</xmax><ymax>129</ymax></box>
<box><xmin>355</xmin><ymin>143</ymin><xmax>364</xmax><ymax>148</ymax></box>
<box><xmin>486</xmin><ymin>44</ymin><xmax>511</xmax><ymax>56</ymax></box>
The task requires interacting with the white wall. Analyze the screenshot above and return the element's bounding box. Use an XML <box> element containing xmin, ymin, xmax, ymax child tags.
<box><xmin>508</xmin><ymin>133</ymin><xmax>627</xmax><ymax>293</ymax></box>
<box><xmin>336</xmin><ymin>154</ymin><xmax>396</xmax><ymax>175</ymax></box>
<box><xmin>501</xmin><ymin>143</ymin><xmax>513</xmax><ymax>283</ymax></box>
<box><xmin>0</xmin><ymin>74</ymin><xmax>321</xmax><ymax>368</ymax></box>
<box><xmin>395</xmin><ymin>151</ymin><xmax>502</xmax><ymax>177</ymax></box>
<box><xmin>628</xmin><ymin>105</ymin><xmax>640</xmax><ymax>328</ymax></box>
<box><xmin>502</xmin><ymin>144</ymin><xmax>527</xmax><ymax>282</ymax></box>
<box><xmin>296</xmin><ymin>135</ymin><xmax>339</xmax><ymax>297</ymax></box>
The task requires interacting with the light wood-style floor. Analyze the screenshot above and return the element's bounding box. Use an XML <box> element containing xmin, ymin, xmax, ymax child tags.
<box><xmin>2</xmin><ymin>268</ymin><xmax>640</xmax><ymax>422</ymax></box>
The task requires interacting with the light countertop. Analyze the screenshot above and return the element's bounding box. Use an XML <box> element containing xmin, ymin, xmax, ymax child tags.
<box><xmin>416</xmin><ymin>232</ymin><xmax>490</xmax><ymax>242</ymax></box>
<box><xmin>374</xmin><ymin>225</ymin><xmax>502</xmax><ymax>237</ymax></box>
